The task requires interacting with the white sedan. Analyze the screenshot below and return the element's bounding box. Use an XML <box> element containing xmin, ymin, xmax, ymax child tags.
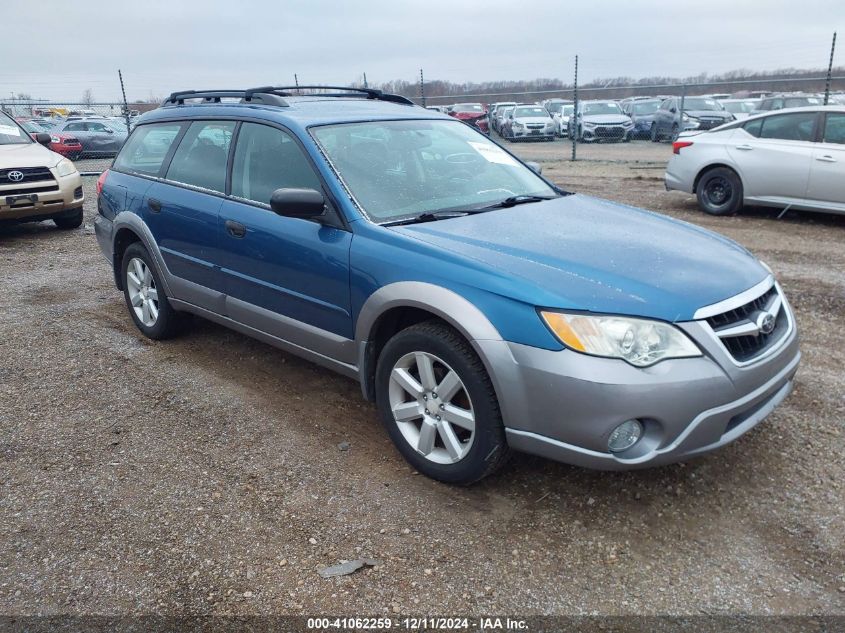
<box><xmin>665</xmin><ymin>106</ymin><xmax>845</xmax><ymax>216</ymax></box>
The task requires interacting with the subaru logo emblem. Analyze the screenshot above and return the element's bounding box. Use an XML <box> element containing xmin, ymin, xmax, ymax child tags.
<box><xmin>756</xmin><ymin>311</ymin><xmax>776</xmax><ymax>335</ymax></box>
<box><xmin>7</xmin><ymin>170</ymin><xmax>24</xmax><ymax>182</ymax></box>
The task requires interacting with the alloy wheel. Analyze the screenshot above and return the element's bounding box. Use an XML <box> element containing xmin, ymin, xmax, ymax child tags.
<box><xmin>126</xmin><ymin>257</ymin><xmax>160</xmax><ymax>327</ymax></box>
<box><xmin>388</xmin><ymin>351</ymin><xmax>475</xmax><ymax>464</ymax></box>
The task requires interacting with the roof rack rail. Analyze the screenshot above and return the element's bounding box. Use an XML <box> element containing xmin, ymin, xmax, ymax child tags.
<box><xmin>245</xmin><ymin>85</ymin><xmax>415</xmax><ymax>106</ymax></box>
<box><xmin>162</xmin><ymin>90</ymin><xmax>290</xmax><ymax>107</ymax></box>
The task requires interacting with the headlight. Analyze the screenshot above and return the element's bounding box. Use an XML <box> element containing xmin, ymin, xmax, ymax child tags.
<box><xmin>544</xmin><ymin>121</ymin><xmax>554</xmax><ymax>128</ymax></box>
<box><xmin>583</xmin><ymin>121</ymin><xmax>596</xmax><ymax>128</ymax></box>
<box><xmin>50</xmin><ymin>135</ymin><xmax>60</xmax><ymax>143</ymax></box>
<box><xmin>512</xmin><ymin>122</ymin><xmax>524</xmax><ymax>129</ymax></box>
<box><xmin>623</xmin><ymin>120</ymin><xmax>634</xmax><ymax>128</ymax></box>
<box><xmin>682</xmin><ymin>113</ymin><xmax>690</xmax><ymax>121</ymax></box>
<box><xmin>55</xmin><ymin>158</ymin><xmax>77</xmax><ymax>178</ymax></box>
<box><xmin>540</xmin><ymin>311</ymin><xmax>701</xmax><ymax>367</ymax></box>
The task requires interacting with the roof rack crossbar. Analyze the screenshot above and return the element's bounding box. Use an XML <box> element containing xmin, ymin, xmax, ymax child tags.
<box><xmin>162</xmin><ymin>90</ymin><xmax>289</xmax><ymax>107</ymax></box>
<box><xmin>246</xmin><ymin>85</ymin><xmax>415</xmax><ymax>106</ymax></box>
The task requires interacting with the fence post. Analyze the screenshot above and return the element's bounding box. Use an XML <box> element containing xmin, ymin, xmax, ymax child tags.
<box><xmin>571</xmin><ymin>55</ymin><xmax>578</xmax><ymax>161</ymax></box>
<box><xmin>118</xmin><ymin>69</ymin><xmax>131</xmax><ymax>133</ymax></box>
<box><xmin>419</xmin><ymin>69</ymin><xmax>426</xmax><ymax>108</ymax></box>
<box><xmin>678</xmin><ymin>83</ymin><xmax>687</xmax><ymax>141</ymax></box>
<box><xmin>824</xmin><ymin>32</ymin><xmax>837</xmax><ymax>105</ymax></box>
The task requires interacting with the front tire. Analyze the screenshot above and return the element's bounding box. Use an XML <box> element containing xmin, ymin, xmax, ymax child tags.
<box><xmin>53</xmin><ymin>208</ymin><xmax>83</xmax><ymax>230</ymax></box>
<box><xmin>375</xmin><ymin>321</ymin><xmax>510</xmax><ymax>485</ymax></box>
<box><xmin>696</xmin><ymin>167</ymin><xmax>743</xmax><ymax>216</ymax></box>
<box><xmin>650</xmin><ymin>123</ymin><xmax>660</xmax><ymax>142</ymax></box>
<box><xmin>121</xmin><ymin>242</ymin><xmax>185</xmax><ymax>340</ymax></box>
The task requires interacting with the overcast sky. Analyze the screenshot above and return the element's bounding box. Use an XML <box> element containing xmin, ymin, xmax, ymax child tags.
<box><xmin>3</xmin><ymin>0</ymin><xmax>841</xmax><ymax>102</ymax></box>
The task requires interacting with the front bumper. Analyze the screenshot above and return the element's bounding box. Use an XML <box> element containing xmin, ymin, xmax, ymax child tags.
<box><xmin>511</xmin><ymin>127</ymin><xmax>555</xmax><ymax>140</ymax></box>
<box><xmin>0</xmin><ymin>171</ymin><xmax>83</xmax><ymax>222</ymax></box>
<box><xmin>475</xmin><ymin>308</ymin><xmax>800</xmax><ymax>470</ymax></box>
<box><xmin>581</xmin><ymin>125</ymin><xmax>632</xmax><ymax>141</ymax></box>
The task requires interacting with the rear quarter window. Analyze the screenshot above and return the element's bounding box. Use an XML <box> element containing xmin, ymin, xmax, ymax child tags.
<box><xmin>114</xmin><ymin>123</ymin><xmax>184</xmax><ymax>176</ymax></box>
<box><xmin>165</xmin><ymin>121</ymin><xmax>236</xmax><ymax>193</ymax></box>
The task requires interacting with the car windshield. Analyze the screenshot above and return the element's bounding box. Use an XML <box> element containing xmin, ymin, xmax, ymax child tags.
<box><xmin>786</xmin><ymin>96</ymin><xmax>822</xmax><ymax>107</ymax></box>
<box><xmin>632</xmin><ymin>101</ymin><xmax>660</xmax><ymax>114</ymax></box>
<box><xmin>562</xmin><ymin>105</ymin><xmax>574</xmax><ymax>115</ymax></box>
<box><xmin>514</xmin><ymin>106</ymin><xmax>548</xmax><ymax>117</ymax></box>
<box><xmin>546</xmin><ymin>102</ymin><xmax>565</xmax><ymax>114</ymax></box>
<box><xmin>723</xmin><ymin>101</ymin><xmax>757</xmax><ymax>114</ymax></box>
<box><xmin>0</xmin><ymin>112</ymin><xmax>31</xmax><ymax>145</ymax></box>
<box><xmin>312</xmin><ymin>119</ymin><xmax>557</xmax><ymax>223</ymax></box>
<box><xmin>452</xmin><ymin>104</ymin><xmax>483</xmax><ymax>113</ymax></box>
<box><xmin>583</xmin><ymin>102</ymin><xmax>621</xmax><ymax>115</ymax></box>
<box><xmin>20</xmin><ymin>120</ymin><xmax>45</xmax><ymax>133</ymax></box>
<box><xmin>683</xmin><ymin>98</ymin><xmax>722</xmax><ymax>111</ymax></box>
<box><xmin>500</xmin><ymin>107</ymin><xmax>514</xmax><ymax>117</ymax></box>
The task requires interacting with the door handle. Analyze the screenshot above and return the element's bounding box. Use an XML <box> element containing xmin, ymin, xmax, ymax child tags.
<box><xmin>225</xmin><ymin>220</ymin><xmax>246</xmax><ymax>238</ymax></box>
<box><xmin>147</xmin><ymin>198</ymin><xmax>162</xmax><ymax>213</ymax></box>
<box><xmin>816</xmin><ymin>155</ymin><xmax>837</xmax><ymax>163</ymax></box>
<box><xmin>735</xmin><ymin>144</ymin><xmax>754</xmax><ymax>151</ymax></box>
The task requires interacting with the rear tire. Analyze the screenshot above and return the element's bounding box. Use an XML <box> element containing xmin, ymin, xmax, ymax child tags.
<box><xmin>121</xmin><ymin>242</ymin><xmax>185</xmax><ymax>340</ymax></box>
<box><xmin>53</xmin><ymin>208</ymin><xmax>83</xmax><ymax>230</ymax></box>
<box><xmin>671</xmin><ymin>124</ymin><xmax>680</xmax><ymax>141</ymax></box>
<box><xmin>696</xmin><ymin>167</ymin><xmax>743</xmax><ymax>216</ymax></box>
<box><xmin>650</xmin><ymin>123</ymin><xmax>660</xmax><ymax>142</ymax></box>
<box><xmin>375</xmin><ymin>321</ymin><xmax>511</xmax><ymax>485</ymax></box>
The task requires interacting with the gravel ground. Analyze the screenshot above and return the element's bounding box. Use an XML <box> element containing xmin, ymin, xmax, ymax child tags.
<box><xmin>0</xmin><ymin>153</ymin><xmax>843</xmax><ymax>619</ymax></box>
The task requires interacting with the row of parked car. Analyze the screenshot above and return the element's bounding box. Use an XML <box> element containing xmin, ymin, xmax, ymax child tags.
<box><xmin>431</xmin><ymin>92</ymin><xmax>837</xmax><ymax>143</ymax></box>
<box><xmin>6</xmin><ymin>113</ymin><xmax>130</xmax><ymax>160</ymax></box>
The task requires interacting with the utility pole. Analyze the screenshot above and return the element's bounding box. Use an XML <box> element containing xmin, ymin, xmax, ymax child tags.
<box><xmin>824</xmin><ymin>31</ymin><xmax>837</xmax><ymax>105</ymax></box>
<box><xmin>294</xmin><ymin>73</ymin><xmax>299</xmax><ymax>89</ymax></box>
<box><xmin>419</xmin><ymin>68</ymin><xmax>426</xmax><ymax>108</ymax></box>
<box><xmin>363</xmin><ymin>72</ymin><xmax>368</xmax><ymax>89</ymax></box>
<box><xmin>118</xmin><ymin>69</ymin><xmax>131</xmax><ymax>132</ymax></box>
<box><xmin>571</xmin><ymin>55</ymin><xmax>578</xmax><ymax>161</ymax></box>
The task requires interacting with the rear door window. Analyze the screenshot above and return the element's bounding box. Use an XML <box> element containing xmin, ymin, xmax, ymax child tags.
<box><xmin>114</xmin><ymin>123</ymin><xmax>184</xmax><ymax>176</ymax></box>
<box><xmin>231</xmin><ymin>122</ymin><xmax>322</xmax><ymax>205</ymax></box>
<box><xmin>758</xmin><ymin>112</ymin><xmax>817</xmax><ymax>141</ymax></box>
<box><xmin>822</xmin><ymin>113</ymin><xmax>845</xmax><ymax>144</ymax></box>
<box><xmin>165</xmin><ymin>121</ymin><xmax>235</xmax><ymax>193</ymax></box>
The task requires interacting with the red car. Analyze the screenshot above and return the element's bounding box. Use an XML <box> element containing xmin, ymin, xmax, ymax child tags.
<box><xmin>447</xmin><ymin>103</ymin><xmax>489</xmax><ymax>134</ymax></box>
<box><xmin>18</xmin><ymin>120</ymin><xmax>83</xmax><ymax>160</ymax></box>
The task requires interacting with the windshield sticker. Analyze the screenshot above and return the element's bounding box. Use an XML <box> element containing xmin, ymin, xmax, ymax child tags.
<box><xmin>0</xmin><ymin>125</ymin><xmax>22</xmax><ymax>137</ymax></box>
<box><xmin>468</xmin><ymin>142</ymin><xmax>518</xmax><ymax>166</ymax></box>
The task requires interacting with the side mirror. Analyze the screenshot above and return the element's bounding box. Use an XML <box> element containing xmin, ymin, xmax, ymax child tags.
<box><xmin>525</xmin><ymin>161</ymin><xmax>542</xmax><ymax>175</ymax></box>
<box><xmin>669</xmin><ymin>107</ymin><xmax>677</xmax><ymax>114</ymax></box>
<box><xmin>105</xmin><ymin>128</ymin><xmax>114</xmax><ymax>134</ymax></box>
<box><xmin>270</xmin><ymin>188</ymin><xmax>326</xmax><ymax>219</ymax></box>
<box><xmin>35</xmin><ymin>132</ymin><xmax>52</xmax><ymax>146</ymax></box>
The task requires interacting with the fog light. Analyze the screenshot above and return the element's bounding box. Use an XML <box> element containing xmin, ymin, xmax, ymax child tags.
<box><xmin>608</xmin><ymin>419</ymin><xmax>643</xmax><ymax>453</ymax></box>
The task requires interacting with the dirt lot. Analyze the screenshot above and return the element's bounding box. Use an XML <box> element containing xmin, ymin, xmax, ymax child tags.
<box><xmin>1</xmin><ymin>148</ymin><xmax>843</xmax><ymax>620</ymax></box>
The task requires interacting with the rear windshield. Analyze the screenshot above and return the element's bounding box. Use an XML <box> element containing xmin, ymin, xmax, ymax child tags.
<box><xmin>0</xmin><ymin>111</ymin><xmax>31</xmax><ymax>145</ymax></box>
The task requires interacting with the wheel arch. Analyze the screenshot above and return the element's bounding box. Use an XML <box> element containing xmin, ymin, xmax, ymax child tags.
<box><xmin>355</xmin><ymin>282</ymin><xmax>503</xmax><ymax>402</ymax></box>
<box><xmin>110</xmin><ymin>212</ymin><xmax>173</xmax><ymax>296</ymax></box>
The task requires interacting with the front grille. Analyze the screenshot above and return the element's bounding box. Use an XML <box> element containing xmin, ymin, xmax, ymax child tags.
<box><xmin>526</xmin><ymin>124</ymin><xmax>545</xmax><ymax>129</ymax></box>
<box><xmin>0</xmin><ymin>167</ymin><xmax>55</xmax><ymax>185</ymax></box>
<box><xmin>595</xmin><ymin>126</ymin><xmax>625</xmax><ymax>138</ymax></box>
<box><xmin>706</xmin><ymin>285</ymin><xmax>789</xmax><ymax>363</ymax></box>
<box><xmin>1</xmin><ymin>184</ymin><xmax>59</xmax><ymax>197</ymax></box>
<box><xmin>698</xmin><ymin>119</ymin><xmax>725</xmax><ymax>130</ymax></box>
<box><xmin>63</xmin><ymin>137</ymin><xmax>81</xmax><ymax>145</ymax></box>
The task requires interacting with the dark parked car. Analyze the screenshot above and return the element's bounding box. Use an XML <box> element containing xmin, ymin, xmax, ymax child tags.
<box><xmin>54</xmin><ymin>118</ymin><xmax>128</xmax><ymax>157</ymax></box>
<box><xmin>651</xmin><ymin>97</ymin><xmax>734</xmax><ymax>142</ymax></box>
<box><xmin>621</xmin><ymin>99</ymin><xmax>662</xmax><ymax>139</ymax></box>
<box><xmin>751</xmin><ymin>94</ymin><xmax>823</xmax><ymax>115</ymax></box>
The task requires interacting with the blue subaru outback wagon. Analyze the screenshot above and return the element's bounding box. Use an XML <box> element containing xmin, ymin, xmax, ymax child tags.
<box><xmin>95</xmin><ymin>86</ymin><xmax>800</xmax><ymax>484</ymax></box>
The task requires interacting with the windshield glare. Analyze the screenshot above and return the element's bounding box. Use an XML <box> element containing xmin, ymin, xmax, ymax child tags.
<box><xmin>583</xmin><ymin>102</ymin><xmax>621</xmax><ymax>115</ymax></box>
<box><xmin>0</xmin><ymin>112</ymin><xmax>31</xmax><ymax>145</ymax></box>
<box><xmin>312</xmin><ymin>119</ymin><xmax>556</xmax><ymax>222</ymax></box>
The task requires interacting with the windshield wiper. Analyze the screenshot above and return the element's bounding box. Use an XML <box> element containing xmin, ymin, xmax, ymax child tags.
<box><xmin>383</xmin><ymin>210</ymin><xmax>471</xmax><ymax>226</ymax></box>
<box><xmin>481</xmin><ymin>194</ymin><xmax>557</xmax><ymax>209</ymax></box>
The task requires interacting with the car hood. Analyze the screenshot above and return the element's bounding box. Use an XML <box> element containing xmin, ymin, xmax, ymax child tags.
<box><xmin>0</xmin><ymin>142</ymin><xmax>61</xmax><ymax>168</ymax></box>
<box><xmin>514</xmin><ymin>116</ymin><xmax>553</xmax><ymax>124</ymax></box>
<box><xmin>582</xmin><ymin>114</ymin><xmax>629</xmax><ymax>124</ymax></box>
<box><xmin>395</xmin><ymin>195</ymin><xmax>767</xmax><ymax>322</ymax></box>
